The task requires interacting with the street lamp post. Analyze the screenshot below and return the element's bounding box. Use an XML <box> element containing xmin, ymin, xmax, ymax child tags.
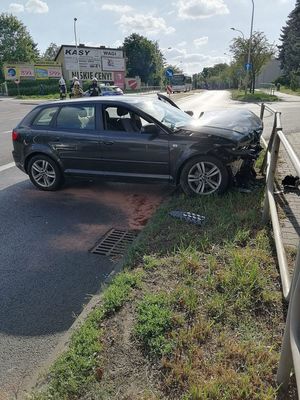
<box><xmin>73</xmin><ymin>18</ymin><xmax>81</xmax><ymax>80</ymax></box>
<box><xmin>230</xmin><ymin>27</ymin><xmax>245</xmax><ymax>40</ymax></box>
<box><xmin>245</xmin><ymin>0</ymin><xmax>255</xmax><ymax>94</ymax></box>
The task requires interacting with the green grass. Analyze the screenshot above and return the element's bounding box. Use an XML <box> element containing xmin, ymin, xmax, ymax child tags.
<box><xmin>16</xmin><ymin>94</ymin><xmax>60</xmax><ymax>100</ymax></box>
<box><xmin>30</xmin><ymin>270</ymin><xmax>142</xmax><ymax>400</ymax></box>
<box><xmin>135</xmin><ymin>293</ymin><xmax>176</xmax><ymax>356</ymax></box>
<box><xmin>279</xmin><ymin>86</ymin><xmax>300</xmax><ymax>96</ymax></box>
<box><xmin>30</xmin><ymin>159</ymin><xmax>290</xmax><ymax>399</ymax></box>
<box><xmin>231</xmin><ymin>89</ymin><xmax>279</xmax><ymax>102</ymax></box>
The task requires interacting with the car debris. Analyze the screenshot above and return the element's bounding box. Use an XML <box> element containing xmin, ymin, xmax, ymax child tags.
<box><xmin>169</xmin><ymin>210</ymin><xmax>206</xmax><ymax>225</ymax></box>
<box><xmin>282</xmin><ymin>175</ymin><xmax>300</xmax><ymax>189</ymax></box>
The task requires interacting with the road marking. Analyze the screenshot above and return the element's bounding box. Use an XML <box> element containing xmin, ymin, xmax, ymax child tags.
<box><xmin>0</xmin><ymin>162</ymin><xmax>15</xmax><ymax>172</ymax></box>
<box><xmin>1</xmin><ymin>130</ymin><xmax>11</xmax><ymax>134</ymax></box>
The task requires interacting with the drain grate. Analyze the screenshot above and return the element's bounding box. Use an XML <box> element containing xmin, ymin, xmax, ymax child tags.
<box><xmin>91</xmin><ymin>228</ymin><xmax>138</xmax><ymax>256</ymax></box>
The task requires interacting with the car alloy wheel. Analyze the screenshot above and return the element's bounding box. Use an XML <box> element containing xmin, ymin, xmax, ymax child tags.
<box><xmin>180</xmin><ymin>155</ymin><xmax>229</xmax><ymax>196</ymax></box>
<box><xmin>28</xmin><ymin>155</ymin><xmax>63</xmax><ymax>191</ymax></box>
<box><xmin>187</xmin><ymin>161</ymin><xmax>222</xmax><ymax>195</ymax></box>
<box><xmin>31</xmin><ymin>160</ymin><xmax>56</xmax><ymax>188</ymax></box>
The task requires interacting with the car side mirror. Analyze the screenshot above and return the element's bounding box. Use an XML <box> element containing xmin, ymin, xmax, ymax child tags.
<box><xmin>185</xmin><ymin>110</ymin><xmax>194</xmax><ymax>116</ymax></box>
<box><xmin>141</xmin><ymin>124</ymin><xmax>160</xmax><ymax>135</ymax></box>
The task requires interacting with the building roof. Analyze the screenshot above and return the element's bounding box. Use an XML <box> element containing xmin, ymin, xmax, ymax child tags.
<box><xmin>54</xmin><ymin>44</ymin><xmax>124</xmax><ymax>61</ymax></box>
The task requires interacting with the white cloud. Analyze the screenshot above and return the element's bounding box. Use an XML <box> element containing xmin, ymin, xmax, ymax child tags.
<box><xmin>117</xmin><ymin>14</ymin><xmax>175</xmax><ymax>35</ymax></box>
<box><xmin>178</xmin><ymin>41</ymin><xmax>187</xmax><ymax>47</ymax></box>
<box><xmin>164</xmin><ymin>46</ymin><xmax>227</xmax><ymax>73</ymax></box>
<box><xmin>177</xmin><ymin>0</ymin><xmax>229</xmax><ymax>20</ymax></box>
<box><xmin>8</xmin><ymin>3</ymin><xmax>24</xmax><ymax>12</ymax></box>
<box><xmin>193</xmin><ymin>36</ymin><xmax>208</xmax><ymax>47</ymax></box>
<box><xmin>101</xmin><ymin>3</ymin><xmax>133</xmax><ymax>13</ymax></box>
<box><xmin>112</xmin><ymin>39</ymin><xmax>123</xmax><ymax>47</ymax></box>
<box><xmin>25</xmin><ymin>0</ymin><xmax>49</xmax><ymax>13</ymax></box>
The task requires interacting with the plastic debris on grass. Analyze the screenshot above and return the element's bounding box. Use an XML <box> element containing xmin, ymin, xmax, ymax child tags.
<box><xmin>169</xmin><ymin>210</ymin><xmax>206</xmax><ymax>226</ymax></box>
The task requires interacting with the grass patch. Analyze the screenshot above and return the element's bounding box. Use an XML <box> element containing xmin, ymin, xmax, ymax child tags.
<box><xmin>30</xmin><ymin>270</ymin><xmax>142</xmax><ymax>400</ymax></box>
<box><xmin>135</xmin><ymin>292</ymin><xmax>177</xmax><ymax>356</ymax></box>
<box><xmin>16</xmin><ymin>94</ymin><xmax>60</xmax><ymax>100</ymax></box>
<box><xmin>31</xmin><ymin>163</ymin><xmax>290</xmax><ymax>399</ymax></box>
<box><xmin>231</xmin><ymin>89</ymin><xmax>278</xmax><ymax>102</ymax></box>
<box><xmin>279</xmin><ymin>86</ymin><xmax>300</xmax><ymax>96</ymax></box>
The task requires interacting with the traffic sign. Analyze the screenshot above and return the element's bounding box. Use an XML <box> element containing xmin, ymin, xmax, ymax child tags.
<box><xmin>245</xmin><ymin>63</ymin><xmax>252</xmax><ymax>71</ymax></box>
<box><xmin>166</xmin><ymin>85</ymin><xmax>172</xmax><ymax>94</ymax></box>
<box><xmin>165</xmin><ymin>68</ymin><xmax>173</xmax><ymax>78</ymax></box>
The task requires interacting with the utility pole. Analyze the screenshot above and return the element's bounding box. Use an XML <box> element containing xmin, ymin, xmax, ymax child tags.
<box><xmin>74</xmin><ymin>18</ymin><xmax>81</xmax><ymax>80</ymax></box>
<box><xmin>245</xmin><ymin>0</ymin><xmax>255</xmax><ymax>94</ymax></box>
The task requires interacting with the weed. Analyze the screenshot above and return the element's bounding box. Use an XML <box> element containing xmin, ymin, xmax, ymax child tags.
<box><xmin>102</xmin><ymin>269</ymin><xmax>143</xmax><ymax>314</ymax></box>
<box><xmin>135</xmin><ymin>293</ymin><xmax>176</xmax><ymax>356</ymax></box>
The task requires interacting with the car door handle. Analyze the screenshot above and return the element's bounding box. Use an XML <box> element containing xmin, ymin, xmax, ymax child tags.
<box><xmin>102</xmin><ymin>141</ymin><xmax>114</xmax><ymax>145</ymax></box>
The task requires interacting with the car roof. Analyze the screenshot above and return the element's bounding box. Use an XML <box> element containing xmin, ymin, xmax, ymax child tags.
<box><xmin>38</xmin><ymin>96</ymin><xmax>155</xmax><ymax>107</ymax></box>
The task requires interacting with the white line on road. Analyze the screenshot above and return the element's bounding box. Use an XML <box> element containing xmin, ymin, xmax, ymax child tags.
<box><xmin>1</xmin><ymin>130</ymin><xmax>11</xmax><ymax>134</ymax></box>
<box><xmin>0</xmin><ymin>162</ymin><xmax>15</xmax><ymax>172</ymax></box>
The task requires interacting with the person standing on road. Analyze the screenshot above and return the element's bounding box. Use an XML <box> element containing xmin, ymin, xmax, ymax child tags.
<box><xmin>70</xmin><ymin>77</ymin><xmax>83</xmax><ymax>98</ymax></box>
<box><xmin>69</xmin><ymin>76</ymin><xmax>78</xmax><ymax>98</ymax></box>
<box><xmin>59</xmin><ymin>77</ymin><xmax>66</xmax><ymax>100</ymax></box>
<box><xmin>72</xmin><ymin>79</ymin><xmax>83</xmax><ymax>98</ymax></box>
<box><xmin>88</xmin><ymin>77</ymin><xmax>101</xmax><ymax>96</ymax></box>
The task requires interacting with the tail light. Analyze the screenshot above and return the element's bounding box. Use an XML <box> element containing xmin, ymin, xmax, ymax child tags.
<box><xmin>12</xmin><ymin>130</ymin><xmax>20</xmax><ymax>141</ymax></box>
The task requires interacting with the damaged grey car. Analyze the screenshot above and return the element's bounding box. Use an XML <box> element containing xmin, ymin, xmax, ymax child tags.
<box><xmin>12</xmin><ymin>94</ymin><xmax>263</xmax><ymax>195</ymax></box>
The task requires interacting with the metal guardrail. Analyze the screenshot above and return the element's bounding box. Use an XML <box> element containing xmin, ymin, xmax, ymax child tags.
<box><xmin>260</xmin><ymin>103</ymin><xmax>300</xmax><ymax>397</ymax></box>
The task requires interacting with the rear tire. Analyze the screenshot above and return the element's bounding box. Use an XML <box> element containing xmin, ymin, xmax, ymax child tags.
<box><xmin>28</xmin><ymin>155</ymin><xmax>63</xmax><ymax>191</ymax></box>
<box><xmin>180</xmin><ymin>156</ymin><xmax>229</xmax><ymax>196</ymax></box>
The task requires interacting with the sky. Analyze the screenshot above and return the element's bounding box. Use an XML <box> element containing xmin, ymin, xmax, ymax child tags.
<box><xmin>0</xmin><ymin>0</ymin><xmax>296</xmax><ymax>74</ymax></box>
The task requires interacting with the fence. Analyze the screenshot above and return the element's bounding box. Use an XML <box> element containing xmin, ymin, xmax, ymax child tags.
<box><xmin>259</xmin><ymin>83</ymin><xmax>276</xmax><ymax>95</ymax></box>
<box><xmin>260</xmin><ymin>102</ymin><xmax>300</xmax><ymax>397</ymax></box>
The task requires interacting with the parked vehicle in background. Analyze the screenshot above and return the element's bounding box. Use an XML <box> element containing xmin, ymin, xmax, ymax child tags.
<box><xmin>84</xmin><ymin>85</ymin><xmax>124</xmax><ymax>97</ymax></box>
<box><xmin>100</xmin><ymin>85</ymin><xmax>124</xmax><ymax>96</ymax></box>
<box><xmin>12</xmin><ymin>95</ymin><xmax>263</xmax><ymax>196</ymax></box>
<box><xmin>170</xmin><ymin>74</ymin><xmax>192</xmax><ymax>93</ymax></box>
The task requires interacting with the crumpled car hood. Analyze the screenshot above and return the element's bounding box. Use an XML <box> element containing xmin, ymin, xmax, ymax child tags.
<box><xmin>178</xmin><ymin>108</ymin><xmax>263</xmax><ymax>144</ymax></box>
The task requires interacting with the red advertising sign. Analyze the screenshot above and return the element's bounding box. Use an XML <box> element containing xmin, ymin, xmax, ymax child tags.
<box><xmin>20</xmin><ymin>66</ymin><xmax>34</xmax><ymax>78</ymax></box>
<box><xmin>113</xmin><ymin>72</ymin><xmax>125</xmax><ymax>89</ymax></box>
<box><xmin>48</xmin><ymin>67</ymin><xmax>62</xmax><ymax>78</ymax></box>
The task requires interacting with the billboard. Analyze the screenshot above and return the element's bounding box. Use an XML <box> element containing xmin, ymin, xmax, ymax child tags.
<box><xmin>19</xmin><ymin>65</ymin><xmax>35</xmax><ymax>79</ymax></box>
<box><xmin>3</xmin><ymin>63</ymin><xmax>62</xmax><ymax>80</ymax></box>
<box><xmin>4</xmin><ymin>66</ymin><xmax>19</xmax><ymax>80</ymax></box>
<box><xmin>60</xmin><ymin>46</ymin><xmax>125</xmax><ymax>81</ymax></box>
<box><xmin>102</xmin><ymin>58</ymin><xmax>125</xmax><ymax>71</ymax></box>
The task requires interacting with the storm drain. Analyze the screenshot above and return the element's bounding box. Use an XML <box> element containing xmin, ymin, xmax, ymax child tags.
<box><xmin>91</xmin><ymin>228</ymin><xmax>138</xmax><ymax>256</ymax></box>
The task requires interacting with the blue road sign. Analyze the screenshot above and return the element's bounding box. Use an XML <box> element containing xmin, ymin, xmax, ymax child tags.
<box><xmin>165</xmin><ymin>68</ymin><xmax>173</xmax><ymax>78</ymax></box>
<box><xmin>245</xmin><ymin>63</ymin><xmax>252</xmax><ymax>71</ymax></box>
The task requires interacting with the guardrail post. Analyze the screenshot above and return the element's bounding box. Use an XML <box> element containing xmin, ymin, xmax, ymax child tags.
<box><xmin>260</xmin><ymin>103</ymin><xmax>265</xmax><ymax>120</ymax></box>
<box><xmin>277</xmin><ymin>242</ymin><xmax>300</xmax><ymax>392</ymax></box>
<box><xmin>260</xmin><ymin>112</ymin><xmax>279</xmax><ymax>175</ymax></box>
<box><xmin>277</xmin><ymin>304</ymin><xmax>293</xmax><ymax>391</ymax></box>
<box><xmin>262</xmin><ymin>132</ymin><xmax>280</xmax><ymax>223</ymax></box>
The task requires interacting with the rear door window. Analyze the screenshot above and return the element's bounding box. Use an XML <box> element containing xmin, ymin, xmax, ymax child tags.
<box><xmin>56</xmin><ymin>105</ymin><xmax>96</xmax><ymax>130</ymax></box>
<box><xmin>32</xmin><ymin>106</ymin><xmax>59</xmax><ymax>128</ymax></box>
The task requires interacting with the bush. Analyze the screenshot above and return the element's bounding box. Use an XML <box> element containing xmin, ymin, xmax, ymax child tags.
<box><xmin>7</xmin><ymin>79</ymin><xmax>60</xmax><ymax>96</ymax></box>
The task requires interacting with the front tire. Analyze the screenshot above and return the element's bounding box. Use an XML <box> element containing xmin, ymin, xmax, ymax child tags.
<box><xmin>180</xmin><ymin>156</ymin><xmax>229</xmax><ymax>196</ymax></box>
<box><xmin>28</xmin><ymin>155</ymin><xmax>63</xmax><ymax>191</ymax></box>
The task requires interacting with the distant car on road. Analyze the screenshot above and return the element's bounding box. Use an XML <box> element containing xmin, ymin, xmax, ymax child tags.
<box><xmin>84</xmin><ymin>85</ymin><xmax>124</xmax><ymax>97</ymax></box>
<box><xmin>12</xmin><ymin>94</ymin><xmax>263</xmax><ymax>195</ymax></box>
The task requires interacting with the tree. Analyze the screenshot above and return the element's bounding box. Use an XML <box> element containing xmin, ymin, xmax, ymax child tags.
<box><xmin>42</xmin><ymin>42</ymin><xmax>59</xmax><ymax>61</ymax></box>
<box><xmin>123</xmin><ymin>33</ymin><xmax>164</xmax><ymax>85</ymax></box>
<box><xmin>0</xmin><ymin>13</ymin><xmax>39</xmax><ymax>72</ymax></box>
<box><xmin>230</xmin><ymin>31</ymin><xmax>275</xmax><ymax>92</ymax></box>
<box><xmin>278</xmin><ymin>0</ymin><xmax>300</xmax><ymax>86</ymax></box>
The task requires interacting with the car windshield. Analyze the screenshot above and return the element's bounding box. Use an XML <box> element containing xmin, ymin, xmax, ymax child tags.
<box><xmin>136</xmin><ymin>99</ymin><xmax>193</xmax><ymax>131</ymax></box>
